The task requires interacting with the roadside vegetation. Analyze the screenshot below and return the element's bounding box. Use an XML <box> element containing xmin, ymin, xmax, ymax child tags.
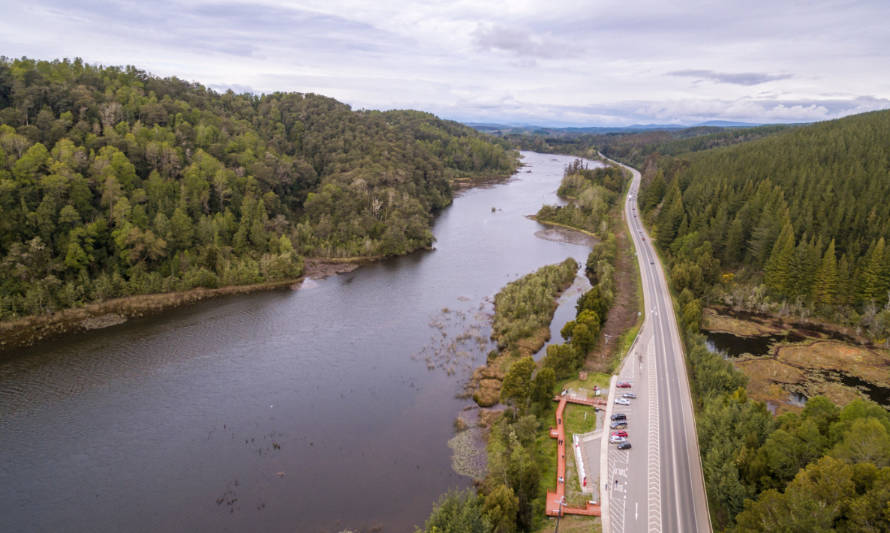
<box><xmin>0</xmin><ymin>57</ymin><xmax>517</xmax><ymax>322</ymax></box>
<box><xmin>685</xmin><ymin>328</ymin><xmax>890</xmax><ymax>531</ymax></box>
<box><xmin>535</xmin><ymin>159</ymin><xmax>625</xmax><ymax>236</ymax></box>
<box><xmin>541</xmin><ymin>239</ymin><xmax>616</xmax><ymax>380</ymax></box>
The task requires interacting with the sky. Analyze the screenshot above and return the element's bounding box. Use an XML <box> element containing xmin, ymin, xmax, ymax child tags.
<box><xmin>2</xmin><ymin>0</ymin><xmax>889</xmax><ymax>126</ymax></box>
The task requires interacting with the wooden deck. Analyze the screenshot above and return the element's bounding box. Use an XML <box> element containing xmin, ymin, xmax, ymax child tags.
<box><xmin>544</xmin><ymin>394</ymin><xmax>602</xmax><ymax>518</ymax></box>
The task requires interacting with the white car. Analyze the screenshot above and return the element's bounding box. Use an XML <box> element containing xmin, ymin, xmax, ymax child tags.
<box><xmin>615</xmin><ymin>398</ymin><xmax>631</xmax><ymax>406</ymax></box>
<box><xmin>609</xmin><ymin>435</ymin><xmax>627</xmax><ymax>444</ymax></box>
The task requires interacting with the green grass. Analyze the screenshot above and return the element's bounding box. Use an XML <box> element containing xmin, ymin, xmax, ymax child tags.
<box><xmin>563</xmin><ymin>372</ymin><xmax>611</xmax><ymax>392</ymax></box>
<box><xmin>564</xmin><ymin>403</ymin><xmax>597</xmax><ymax>434</ymax></box>
<box><xmin>564</xmin><ymin>437</ymin><xmax>591</xmax><ymax>507</ymax></box>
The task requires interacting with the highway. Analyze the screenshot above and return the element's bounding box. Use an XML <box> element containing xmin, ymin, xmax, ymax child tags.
<box><xmin>602</xmin><ymin>156</ymin><xmax>712</xmax><ymax>533</ymax></box>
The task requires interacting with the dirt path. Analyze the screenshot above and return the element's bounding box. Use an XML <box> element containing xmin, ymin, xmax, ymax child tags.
<box><xmin>586</xmin><ymin>205</ymin><xmax>640</xmax><ymax>372</ymax></box>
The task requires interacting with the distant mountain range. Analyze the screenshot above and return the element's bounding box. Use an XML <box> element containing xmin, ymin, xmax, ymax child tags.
<box><xmin>467</xmin><ymin>120</ymin><xmax>773</xmax><ymax>134</ymax></box>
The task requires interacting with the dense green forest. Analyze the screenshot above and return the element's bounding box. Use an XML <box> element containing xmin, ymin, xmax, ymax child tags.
<box><xmin>492</xmin><ymin>124</ymin><xmax>792</xmax><ymax>166</ymax></box>
<box><xmin>0</xmin><ymin>57</ymin><xmax>517</xmax><ymax>320</ymax></box>
<box><xmin>637</xmin><ymin>110</ymin><xmax>890</xmax><ymax>341</ymax></box>
<box><xmin>598</xmin><ymin>124</ymin><xmax>794</xmax><ymax>168</ymax></box>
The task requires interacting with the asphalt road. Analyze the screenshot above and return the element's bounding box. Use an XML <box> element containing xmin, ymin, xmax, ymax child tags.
<box><xmin>603</xmin><ymin>156</ymin><xmax>712</xmax><ymax>533</ymax></box>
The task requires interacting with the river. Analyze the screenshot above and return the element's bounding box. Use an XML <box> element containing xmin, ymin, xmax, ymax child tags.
<box><xmin>0</xmin><ymin>152</ymin><xmax>601</xmax><ymax>532</ymax></box>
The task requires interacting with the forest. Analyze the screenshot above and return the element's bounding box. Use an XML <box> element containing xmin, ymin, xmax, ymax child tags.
<box><xmin>637</xmin><ymin>110</ymin><xmax>890</xmax><ymax>341</ymax></box>
<box><xmin>0</xmin><ymin>57</ymin><xmax>518</xmax><ymax>320</ymax></box>
<box><xmin>684</xmin><ymin>328</ymin><xmax>890</xmax><ymax>531</ymax></box>
<box><xmin>628</xmin><ymin>110</ymin><xmax>890</xmax><ymax>530</ymax></box>
<box><xmin>535</xmin><ymin>158</ymin><xmax>626</xmax><ymax>236</ymax></box>
<box><xmin>488</xmin><ymin>123</ymin><xmax>792</xmax><ymax>166</ymax></box>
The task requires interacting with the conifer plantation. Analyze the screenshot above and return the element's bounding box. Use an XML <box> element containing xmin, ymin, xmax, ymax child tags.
<box><xmin>637</xmin><ymin>110</ymin><xmax>890</xmax><ymax>340</ymax></box>
<box><xmin>0</xmin><ymin>58</ymin><xmax>517</xmax><ymax>320</ymax></box>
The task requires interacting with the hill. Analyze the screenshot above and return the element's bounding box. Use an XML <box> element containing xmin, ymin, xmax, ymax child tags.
<box><xmin>638</xmin><ymin>109</ymin><xmax>890</xmax><ymax>339</ymax></box>
<box><xmin>488</xmin><ymin>123</ymin><xmax>794</xmax><ymax>163</ymax></box>
<box><xmin>0</xmin><ymin>57</ymin><xmax>518</xmax><ymax>320</ymax></box>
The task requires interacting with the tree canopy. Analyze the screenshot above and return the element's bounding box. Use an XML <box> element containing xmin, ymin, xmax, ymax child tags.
<box><xmin>0</xmin><ymin>57</ymin><xmax>517</xmax><ymax>319</ymax></box>
<box><xmin>637</xmin><ymin>110</ymin><xmax>890</xmax><ymax>340</ymax></box>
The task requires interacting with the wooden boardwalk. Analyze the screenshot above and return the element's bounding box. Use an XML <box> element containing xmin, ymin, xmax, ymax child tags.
<box><xmin>545</xmin><ymin>394</ymin><xmax>602</xmax><ymax>518</ymax></box>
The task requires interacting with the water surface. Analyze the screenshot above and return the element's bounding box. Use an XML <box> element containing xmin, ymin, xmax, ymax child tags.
<box><xmin>0</xmin><ymin>152</ymin><xmax>600</xmax><ymax>532</ymax></box>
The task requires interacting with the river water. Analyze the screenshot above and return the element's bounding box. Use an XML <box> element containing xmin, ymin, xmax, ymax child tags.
<box><xmin>0</xmin><ymin>152</ymin><xmax>600</xmax><ymax>532</ymax></box>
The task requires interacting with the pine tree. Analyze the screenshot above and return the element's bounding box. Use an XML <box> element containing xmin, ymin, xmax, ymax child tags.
<box><xmin>764</xmin><ymin>222</ymin><xmax>795</xmax><ymax>295</ymax></box>
<box><xmin>723</xmin><ymin>217</ymin><xmax>745</xmax><ymax>265</ymax></box>
<box><xmin>656</xmin><ymin>180</ymin><xmax>684</xmax><ymax>248</ymax></box>
<box><xmin>812</xmin><ymin>239</ymin><xmax>838</xmax><ymax>305</ymax></box>
<box><xmin>858</xmin><ymin>238</ymin><xmax>886</xmax><ymax>302</ymax></box>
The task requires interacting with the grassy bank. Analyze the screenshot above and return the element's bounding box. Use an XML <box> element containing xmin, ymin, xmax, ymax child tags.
<box><xmin>527</xmin><ymin>217</ymin><xmax>599</xmax><ymax>238</ymax></box>
<box><xmin>0</xmin><ymin>278</ymin><xmax>301</xmax><ymax>353</ymax></box>
<box><xmin>0</xmin><ymin>257</ymin><xmax>375</xmax><ymax>353</ymax></box>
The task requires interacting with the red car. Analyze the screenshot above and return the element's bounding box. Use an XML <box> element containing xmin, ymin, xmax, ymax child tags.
<box><xmin>617</xmin><ymin>381</ymin><xmax>632</xmax><ymax>388</ymax></box>
<box><xmin>610</xmin><ymin>430</ymin><xmax>628</xmax><ymax>438</ymax></box>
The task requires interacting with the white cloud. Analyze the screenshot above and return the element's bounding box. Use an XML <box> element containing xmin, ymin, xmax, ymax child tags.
<box><xmin>0</xmin><ymin>0</ymin><xmax>888</xmax><ymax>125</ymax></box>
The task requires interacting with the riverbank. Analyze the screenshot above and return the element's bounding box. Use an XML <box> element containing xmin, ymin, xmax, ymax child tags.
<box><xmin>0</xmin><ymin>257</ymin><xmax>380</xmax><ymax>353</ymax></box>
<box><xmin>527</xmin><ymin>216</ymin><xmax>599</xmax><ymax>239</ymax></box>
<box><xmin>0</xmin><ymin>170</ymin><xmax>515</xmax><ymax>355</ymax></box>
<box><xmin>468</xmin><ymin>259</ymin><xmax>579</xmax><ymax>407</ymax></box>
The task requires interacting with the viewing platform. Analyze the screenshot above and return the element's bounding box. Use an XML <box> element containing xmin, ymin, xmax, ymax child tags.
<box><xmin>545</xmin><ymin>393</ymin><xmax>602</xmax><ymax>518</ymax></box>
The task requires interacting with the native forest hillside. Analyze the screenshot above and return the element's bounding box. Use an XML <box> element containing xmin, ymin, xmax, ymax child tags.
<box><xmin>0</xmin><ymin>57</ymin><xmax>517</xmax><ymax>319</ymax></box>
<box><xmin>638</xmin><ymin>110</ymin><xmax>890</xmax><ymax>339</ymax></box>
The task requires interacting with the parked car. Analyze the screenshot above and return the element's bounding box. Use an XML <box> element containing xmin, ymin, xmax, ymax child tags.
<box><xmin>615</xmin><ymin>398</ymin><xmax>631</xmax><ymax>406</ymax></box>
<box><xmin>617</xmin><ymin>381</ymin><xmax>632</xmax><ymax>388</ymax></box>
<box><xmin>617</xmin><ymin>441</ymin><xmax>632</xmax><ymax>450</ymax></box>
<box><xmin>611</xmin><ymin>413</ymin><xmax>626</xmax><ymax>421</ymax></box>
<box><xmin>609</xmin><ymin>435</ymin><xmax>627</xmax><ymax>444</ymax></box>
<box><xmin>610</xmin><ymin>421</ymin><xmax>628</xmax><ymax>429</ymax></box>
<box><xmin>622</xmin><ymin>393</ymin><xmax>637</xmax><ymax>399</ymax></box>
<box><xmin>610</xmin><ymin>430</ymin><xmax>628</xmax><ymax>438</ymax></box>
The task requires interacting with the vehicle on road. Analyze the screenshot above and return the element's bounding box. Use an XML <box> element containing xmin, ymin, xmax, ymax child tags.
<box><xmin>615</xmin><ymin>398</ymin><xmax>631</xmax><ymax>406</ymax></box>
<box><xmin>617</xmin><ymin>441</ymin><xmax>632</xmax><ymax>450</ymax></box>
<box><xmin>617</xmin><ymin>381</ymin><xmax>632</xmax><ymax>388</ymax></box>
<box><xmin>610</xmin><ymin>421</ymin><xmax>628</xmax><ymax>429</ymax></box>
<box><xmin>610</xmin><ymin>430</ymin><xmax>628</xmax><ymax>438</ymax></box>
<box><xmin>650</xmin><ymin>260</ymin><xmax>654</xmax><ymax>264</ymax></box>
<box><xmin>611</xmin><ymin>413</ymin><xmax>627</xmax><ymax>420</ymax></box>
<box><xmin>609</xmin><ymin>435</ymin><xmax>627</xmax><ymax>444</ymax></box>
<box><xmin>622</xmin><ymin>393</ymin><xmax>637</xmax><ymax>399</ymax></box>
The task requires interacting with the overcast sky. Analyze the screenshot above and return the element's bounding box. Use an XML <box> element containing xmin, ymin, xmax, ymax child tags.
<box><xmin>2</xmin><ymin>0</ymin><xmax>889</xmax><ymax>126</ymax></box>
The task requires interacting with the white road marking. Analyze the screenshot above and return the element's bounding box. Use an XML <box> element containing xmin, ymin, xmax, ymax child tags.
<box><xmin>647</xmin><ymin>333</ymin><xmax>662</xmax><ymax>533</ymax></box>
